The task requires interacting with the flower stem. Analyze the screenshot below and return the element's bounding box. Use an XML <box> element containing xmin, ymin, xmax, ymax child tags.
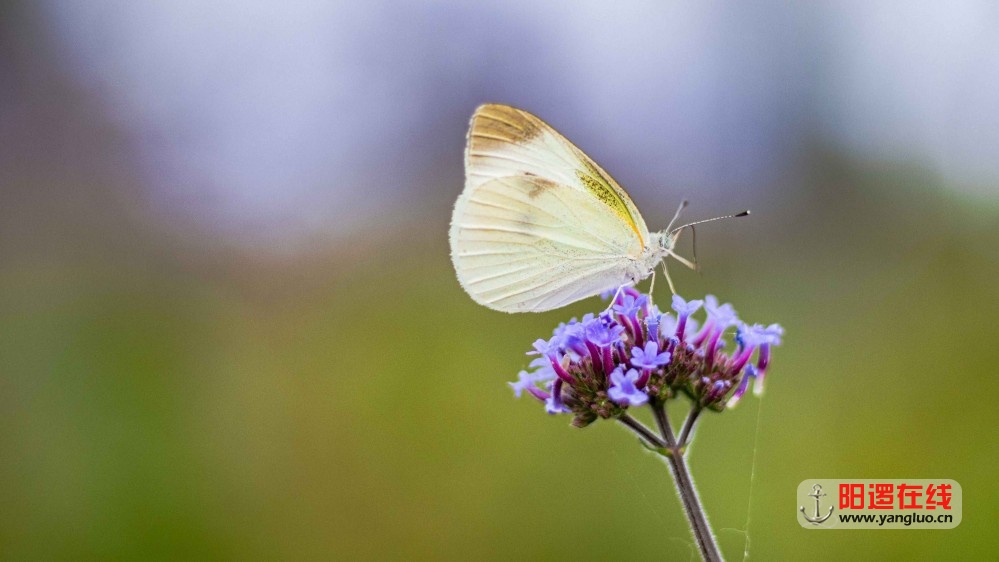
<box><xmin>650</xmin><ymin>402</ymin><xmax>722</xmax><ymax>562</ymax></box>
<box><xmin>678</xmin><ymin>406</ymin><xmax>702</xmax><ymax>449</ymax></box>
<box><xmin>618</xmin><ymin>414</ymin><xmax>667</xmax><ymax>449</ymax></box>
<box><xmin>650</xmin><ymin>399</ymin><xmax>678</xmax><ymax>447</ymax></box>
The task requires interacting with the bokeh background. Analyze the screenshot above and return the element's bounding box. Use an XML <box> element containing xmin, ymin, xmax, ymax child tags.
<box><xmin>2</xmin><ymin>1</ymin><xmax>998</xmax><ymax>560</ymax></box>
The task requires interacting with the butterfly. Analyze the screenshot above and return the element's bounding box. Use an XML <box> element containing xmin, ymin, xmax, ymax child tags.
<box><xmin>449</xmin><ymin>104</ymin><xmax>745</xmax><ymax>313</ymax></box>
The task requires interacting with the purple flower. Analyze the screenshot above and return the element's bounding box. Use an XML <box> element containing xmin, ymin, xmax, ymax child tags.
<box><xmin>530</xmin><ymin>337</ymin><xmax>558</xmax><ymax>357</ymax></box>
<box><xmin>726</xmin><ymin>365</ymin><xmax>757</xmax><ymax>409</ymax></box>
<box><xmin>681</xmin><ymin>317</ymin><xmax>697</xmax><ymax>339</ymax></box>
<box><xmin>509</xmin><ymin>358</ymin><xmax>559</xmax><ymax>398</ymax></box>
<box><xmin>528</xmin><ymin>356</ymin><xmax>554</xmax><ymax>372</ymax></box>
<box><xmin>585</xmin><ymin>320</ymin><xmax>625</xmax><ymax>347</ymax></box>
<box><xmin>703</xmin><ymin>295</ymin><xmax>739</xmax><ymax>329</ymax></box>
<box><xmin>659</xmin><ymin>314</ymin><xmax>678</xmax><ymax>341</ymax></box>
<box><xmin>608</xmin><ymin>367</ymin><xmax>649</xmax><ymax>407</ymax></box>
<box><xmin>545</xmin><ymin>378</ymin><xmax>568</xmax><ymax>414</ymax></box>
<box><xmin>631</xmin><ymin>341</ymin><xmax>672</xmax><ymax>369</ymax></box>
<box><xmin>545</xmin><ymin>395</ymin><xmax>568</xmax><ymax>414</ymax></box>
<box><xmin>508</xmin><ymin>370</ymin><xmax>536</xmax><ymax>398</ymax></box>
<box><xmin>759</xmin><ymin>323</ymin><xmax>784</xmax><ymax>345</ymax></box>
<box><xmin>671</xmin><ymin>295</ymin><xmax>704</xmax><ymax>317</ymax></box>
<box><xmin>510</xmin><ymin>290</ymin><xmax>782</xmax><ymax>424</ymax></box>
<box><xmin>733</xmin><ymin>322</ymin><xmax>783</xmax><ymax>396</ymax></box>
<box><xmin>645</xmin><ymin>313</ymin><xmax>661</xmax><ymax>344</ymax></box>
<box><xmin>612</xmin><ymin>293</ymin><xmax>647</xmax><ymax>318</ymax></box>
<box><xmin>739</xmin><ymin>323</ymin><xmax>784</xmax><ymax>348</ymax></box>
<box><xmin>556</xmin><ymin>323</ymin><xmax>588</xmax><ymax>357</ymax></box>
<box><xmin>672</xmin><ymin>295</ymin><xmax>704</xmax><ymax>341</ymax></box>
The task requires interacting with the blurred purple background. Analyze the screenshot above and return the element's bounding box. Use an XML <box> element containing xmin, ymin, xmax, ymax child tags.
<box><xmin>13</xmin><ymin>1</ymin><xmax>997</xmax><ymax>252</ymax></box>
<box><xmin>3</xmin><ymin>2</ymin><xmax>998</xmax><ymax>559</ymax></box>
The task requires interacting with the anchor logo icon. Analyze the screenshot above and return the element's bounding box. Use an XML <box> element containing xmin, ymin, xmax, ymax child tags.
<box><xmin>800</xmin><ymin>484</ymin><xmax>834</xmax><ymax>524</ymax></box>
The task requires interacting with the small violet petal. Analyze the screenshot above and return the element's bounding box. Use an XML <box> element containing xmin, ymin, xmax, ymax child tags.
<box><xmin>608</xmin><ymin>367</ymin><xmax>649</xmax><ymax>407</ymax></box>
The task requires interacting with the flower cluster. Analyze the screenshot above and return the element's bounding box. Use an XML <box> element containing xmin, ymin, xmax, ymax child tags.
<box><xmin>509</xmin><ymin>287</ymin><xmax>783</xmax><ymax>427</ymax></box>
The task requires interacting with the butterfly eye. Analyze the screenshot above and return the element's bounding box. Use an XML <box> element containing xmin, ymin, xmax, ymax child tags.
<box><xmin>657</xmin><ymin>231</ymin><xmax>675</xmax><ymax>250</ymax></box>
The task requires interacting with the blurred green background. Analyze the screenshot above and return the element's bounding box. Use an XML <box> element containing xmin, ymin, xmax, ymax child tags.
<box><xmin>2</xmin><ymin>2</ymin><xmax>998</xmax><ymax>560</ymax></box>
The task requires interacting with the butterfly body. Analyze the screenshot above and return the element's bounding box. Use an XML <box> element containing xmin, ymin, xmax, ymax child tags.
<box><xmin>450</xmin><ymin>104</ymin><xmax>681</xmax><ymax>313</ymax></box>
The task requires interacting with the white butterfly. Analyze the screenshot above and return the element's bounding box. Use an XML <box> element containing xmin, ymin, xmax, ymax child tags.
<box><xmin>449</xmin><ymin>104</ymin><xmax>744</xmax><ymax>313</ymax></box>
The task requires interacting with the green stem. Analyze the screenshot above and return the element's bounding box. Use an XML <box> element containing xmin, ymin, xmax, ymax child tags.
<box><xmin>618</xmin><ymin>414</ymin><xmax>667</xmax><ymax>449</ymax></box>
<box><xmin>650</xmin><ymin>401</ymin><xmax>723</xmax><ymax>562</ymax></box>
<box><xmin>650</xmin><ymin>399</ymin><xmax>678</xmax><ymax>447</ymax></box>
<box><xmin>678</xmin><ymin>406</ymin><xmax>702</xmax><ymax>449</ymax></box>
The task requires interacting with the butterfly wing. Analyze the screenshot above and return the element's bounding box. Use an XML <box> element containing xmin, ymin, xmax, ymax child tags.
<box><xmin>464</xmin><ymin>104</ymin><xmax>650</xmax><ymax>245</ymax></box>
<box><xmin>450</xmin><ymin>104</ymin><xmax>652</xmax><ymax>312</ymax></box>
<box><xmin>450</xmin><ymin>175</ymin><xmax>641</xmax><ymax>312</ymax></box>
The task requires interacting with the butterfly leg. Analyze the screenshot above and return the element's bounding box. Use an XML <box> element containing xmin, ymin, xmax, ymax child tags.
<box><xmin>669</xmin><ymin>251</ymin><xmax>697</xmax><ymax>271</ymax></box>
<box><xmin>662</xmin><ymin>261</ymin><xmax>678</xmax><ymax>295</ymax></box>
<box><xmin>603</xmin><ymin>285</ymin><xmax>626</xmax><ymax>315</ymax></box>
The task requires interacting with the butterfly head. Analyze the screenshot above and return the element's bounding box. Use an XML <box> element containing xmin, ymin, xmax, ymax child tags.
<box><xmin>651</xmin><ymin>229</ymin><xmax>694</xmax><ymax>272</ymax></box>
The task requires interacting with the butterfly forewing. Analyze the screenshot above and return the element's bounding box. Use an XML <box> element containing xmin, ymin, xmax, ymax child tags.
<box><xmin>450</xmin><ymin>104</ymin><xmax>652</xmax><ymax>312</ymax></box>
<box><xmin>465</xmin><ymin>104</ymin><xmax>650</xmax><ymax>244</ymax></box>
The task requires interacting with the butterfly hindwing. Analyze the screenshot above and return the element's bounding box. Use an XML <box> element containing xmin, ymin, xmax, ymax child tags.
<box><xmin>450</xmin><ymin>175</ymin><xmax>638</xmax><ymax>312</ymax></box>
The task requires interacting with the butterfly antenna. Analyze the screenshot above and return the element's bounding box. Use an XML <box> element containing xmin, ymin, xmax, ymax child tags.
<box><xmin>690</xmin><ymin>225</ymin><xmax>701</xmax><ymax>274</ymax></box>
<box><xmin>660</xmin><ymin>208</ymin><xmax>748</xmax><ymax>291</ymax></box>
<box><xmin>665</xmin><ymin>199</ymin><xmax>689</xmax><ymax>232</ymax></box>
<box><xmin>670</xmin><ymin>209</ymin><xmax>750</xmax><ymax>235</ymax></box>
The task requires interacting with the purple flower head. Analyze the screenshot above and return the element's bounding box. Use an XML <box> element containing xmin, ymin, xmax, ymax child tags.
<box><xmin>511</xmin><ymin>291</ymin><xmax>782</xmax><ymax>424</ymax></box>
<box><xmin>631</xmin><ymin>341</ymin><xmax>672</xmax><ymax>369</ymax></box>
<box><xmin>608</xmin><ymin>367</ymin><xmax>649</xmax><ymax>407</ymax></box>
